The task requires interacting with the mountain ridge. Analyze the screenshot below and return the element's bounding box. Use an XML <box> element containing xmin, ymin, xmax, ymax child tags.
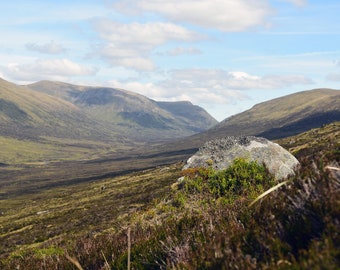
<box><xmin>28</xmin><ymin>80</ymin><xmax>218</xmax><ymax>139</ymax></box>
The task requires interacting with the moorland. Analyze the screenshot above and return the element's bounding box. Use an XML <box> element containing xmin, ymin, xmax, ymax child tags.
<box><xmin>0</xmin><ymin>78</ymin><xmax>339</xmax><ymax>269</ymax></box>
<box><xmin>0</xmin><ymin>121</ymin><xmax>339</xmax><ymax>269</ymax></box>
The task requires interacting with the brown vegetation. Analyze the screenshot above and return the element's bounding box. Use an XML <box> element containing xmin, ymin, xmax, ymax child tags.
<box><xmin>0</xmin><ymin>122</ymin><xmax>339</xmax><ymax>269</ymax></box>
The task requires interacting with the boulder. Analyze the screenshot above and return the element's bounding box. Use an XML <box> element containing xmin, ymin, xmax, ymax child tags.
<box><xmin>183</xmin><ymin>136</ymin><xmax>299</xmax><ymax>180</ymax></box>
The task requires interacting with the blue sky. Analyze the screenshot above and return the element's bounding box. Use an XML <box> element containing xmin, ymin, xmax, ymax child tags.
<box><xmin>0</xmin><ymin>0</ymin><xmax>339</xmax><ymax>121</ymax></box>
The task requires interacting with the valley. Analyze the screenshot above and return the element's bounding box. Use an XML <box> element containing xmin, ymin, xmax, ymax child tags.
<box><xmin>2</xmin><ymin>1</ymin><xmax>339</xmax><ymax>268</ymax></box>
<box><xmin>0</xmin><ymin>77</ymin><xmax>339</xmax><ymax>269</ymax></box>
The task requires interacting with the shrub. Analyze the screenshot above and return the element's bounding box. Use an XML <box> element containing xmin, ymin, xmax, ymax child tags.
<box><xmin>181</xmin><ymin>158</ymin><xmax>275</xmax><ymax>199</ymax></box>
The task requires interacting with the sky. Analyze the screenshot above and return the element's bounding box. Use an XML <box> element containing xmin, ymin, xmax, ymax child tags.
<box><xmin>0</xmin><ymin>0</ymin><xmax>339</xmax><ymax>121</ymax></box>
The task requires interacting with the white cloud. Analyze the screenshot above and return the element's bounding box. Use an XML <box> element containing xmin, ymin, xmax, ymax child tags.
<box><xmin>98</xmin><ymin>44</ymin><xmax>156</xmax><ymax>71</ymax></box>
<box><xmin>166</xmin><ymin>47</ymin><xmax>202</xmax><ymax>56</ymax></box>
<box><xmin>1</xmin><ymin>59</ymin><xmax>97</xmax><ymax>83</ymax></box>
<box><xmin>113</xmin><ymin>0</ymin><xmax>273</xmax><ymax>32</ymax></box>
<box><xmin>281</xmin><ymin>0</ymin><xmax>307</xmax><ymax>7</ymax></box>
<box><xmin>94</xmin><ymin>19</ymin><xmax>200</xmax><ymax>45</ymax></box>
<box><xmin>326</xmin><ymin>73</ymin><xmax>340</xmax><ymax>82</ymax></box>
<box><xmin>26</xmin><ymin>41</ymin><xmax>66</xmax><ymax>54</ymax></box>
<box><xmin>106</xmin><ymin>69</ymin><xmax>313</xmax><ymax>107</ymax></box>
<box><xmin>92</xmin><ymin>19</ymin><xmax>201</xmax><ymax>71</ymax></box>
<box><xmin>162</xmin><ymin>68</ymin><xmax>313</xmax><ymax>89</ymax></box>
<box><xmin>226</xmin><ymin>71</ymin><xmax>314</xmax><ymax>89</ymax></box>
<box><xmin>108</xmin><ymin>80</ymin><xmax>163</xmax><ymax>98</ymax></box>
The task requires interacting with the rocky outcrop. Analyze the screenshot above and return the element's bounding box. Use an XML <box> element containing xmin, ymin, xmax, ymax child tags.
<box><xmin>183</xmin><ymin>136</ymin><xmax>299</xmax><ymax>180</ymax></box>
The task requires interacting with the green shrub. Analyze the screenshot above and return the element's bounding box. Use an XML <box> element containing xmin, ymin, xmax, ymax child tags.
<box><xmin>172</xmin><ymin>192</ymin><xmax>187</xmax><ymax>208</ymax></box>
<box><xmin>182</xmin><ymin>158</ymin><xmax>275</xmax><ymax>199</ymax></box>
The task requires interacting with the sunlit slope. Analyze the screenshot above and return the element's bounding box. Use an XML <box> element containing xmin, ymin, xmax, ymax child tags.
<box><xmin>207</xmin><ymin>88</ymin><xmax>340</xmax><ymax>139</ymax></box>
<box><xmin>0</xmin><ymin>78</ymin><xmax>131</xmax><ymax>164</ymax></box>
<box><xmin>0</xmin><ymin>78</ymin><xmax>119</xmax><ymax>141</ymax></box>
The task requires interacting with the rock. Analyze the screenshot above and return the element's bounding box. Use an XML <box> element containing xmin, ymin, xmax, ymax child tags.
<box><xmin>183</xmin><ymin>136</ymin><xmax>299</xmax><ymax>180</ymax></box>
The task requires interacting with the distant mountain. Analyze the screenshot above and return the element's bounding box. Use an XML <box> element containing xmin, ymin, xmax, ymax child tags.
<box><xmin>28</xmin><ymin>81</ymin><xmax>218</xmax><ymax>141</ymax></box>
<box><xmin>0</xmin><ymin>78</ymin><xmax>218</xmax><ymax>164</ymax></box>
<box><xmin>158</xmin><ymin>88</ymin><xmax>340</xmax><ymax>153</ymax></box>
<box><xmin>157</xmin><ymin>101</ymin><xmax>217</xmax><ymax>133</ymax></box>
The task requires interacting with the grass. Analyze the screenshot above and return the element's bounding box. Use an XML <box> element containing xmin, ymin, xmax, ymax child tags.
<box><xmin>276</xmin><ymin>121</ymin><xmax>340</xmax><ymax>158</ymax></box>
<box><xmin>0</xmin><ymin>122</ymin><xmax>339</xmax><ymax>269</ymax></box>
<box><xmin>0</xmin><ymin>163</ymin><xmax>182</xmax><ymax>261</ymax></box>
<box><xmin>3</xmin><ymin>152</ymin><xmax>338</xmax><ymax>269</ymax></box>
<box><xmin>0</xmin><ymin>135</ymin><xmax>115</xmax><ymax>165</ymax></box>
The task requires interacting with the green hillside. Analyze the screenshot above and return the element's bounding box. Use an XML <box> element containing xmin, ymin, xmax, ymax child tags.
<box><xmin>0</xmin><ymin>79</ymin><xmax>130</xmax><ymax>164</ymax></box>
<box><xmin>212</xmin><ymin>88</ymin><xmax>340</xmax><ymax>139</ymax></box>
<box><xmin>0</xmin><ymin>78</ymin><xmax>121</xmax><ymax>140</ymax></box>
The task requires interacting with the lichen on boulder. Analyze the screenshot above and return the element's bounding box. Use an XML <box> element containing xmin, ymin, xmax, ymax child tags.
<box><xmin>183</xmin><ymin>136</ymin><xmax>299</xmax><ymax>180</ymax></box>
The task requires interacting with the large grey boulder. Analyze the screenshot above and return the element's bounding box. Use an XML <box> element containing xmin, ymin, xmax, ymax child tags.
<box><xmin>183</xmin><ymin>136</ymin><xmax>299</xmax><ymax>180</ymax></box>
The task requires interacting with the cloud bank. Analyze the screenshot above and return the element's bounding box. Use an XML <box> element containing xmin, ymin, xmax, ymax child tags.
<box><xmin>25</xmin><ymin>41</ymin><xmax>66</xmax><ymax>54</ymax></box>
<box><xmin>114</xmin><ymin>0</ymin><xmax>273</xmax><ymax>32</ymax></box>
<box><xmin>1</xmin><ymin>59</ymin><xmax>97</xmax><ymax>83</ymax></box>
<box><xmin>92</xmin><ymin>19</ymin><xmax>201</xmax><ymax>71</ymax></box>
<box><xmin>109</xmin><ymin>69</ymin><xmax>314</xmax><ymax>106</ymax></box>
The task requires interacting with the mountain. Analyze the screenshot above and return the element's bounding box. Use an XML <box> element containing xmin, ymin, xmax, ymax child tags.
<box><xmin>0</xmin><ymin>78</ymin><xmax>217</xmax><ymax>164</ymax></box>
<box><xmin>2</xmin><ymin>77</ymin><xmax>339</xmax><ymax>165</ymax></box>
<box><xmin>210</xmin><ymin>88</ymin><xmax>340</xmax><ymax>139</ymax></box>
<box><xmin>28</xmin><ymin>80</ymin><xmax>218</xmax><ymax>141</ymax></box>
<box><xmin>157</xmin><ymin>88</ymin><xmax>340</xmax><ymax>153</ymax></box>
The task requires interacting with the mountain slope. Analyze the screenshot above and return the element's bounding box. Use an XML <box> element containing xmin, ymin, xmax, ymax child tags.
<box><xmin>155</xmin><ymin>88</ymin><xmax>340</xmax><ymax>154</ymax></box>
<box><xmin>0</xmin><ymin>78</ymin><xmax>116</xmax><ymax>141</ymax></box>
<box><xmin>202</xmin><ymin>88</ymin><xmax>340</xmax><ymax>139</ymax></box>
<box><xmin>28</xmin><ymin>81</ymin><xmax>218</xmax><ymax>141</ymax></box>
<box><xmin>0</xmin><ymin>78</ymin><xmax>134</xmax><ymax>164</ymax></box>
<box><xmin>157</xmin><ymin>101</ymin><xmax>217</xmax><ymax>133</ymax></box>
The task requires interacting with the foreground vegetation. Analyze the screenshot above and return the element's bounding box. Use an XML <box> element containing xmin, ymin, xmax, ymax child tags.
<box><xmin>1</xmin><ymin>123</ymin><xmax>339</xmax><ymax>269</ymax></box>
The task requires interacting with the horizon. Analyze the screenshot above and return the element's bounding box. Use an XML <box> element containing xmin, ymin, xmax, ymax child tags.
<box><xmin>0</xmin><ymin>0</ymin><xmax>339</xmax><ymax>121</ymax></box>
